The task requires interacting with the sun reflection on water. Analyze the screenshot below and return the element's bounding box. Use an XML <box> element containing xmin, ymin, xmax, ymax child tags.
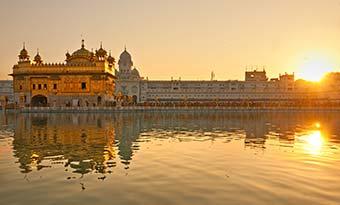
<box><xmin>300</xmin><ymin>129</ymin><xmax>325</xmax><ymax>156</ymax></box>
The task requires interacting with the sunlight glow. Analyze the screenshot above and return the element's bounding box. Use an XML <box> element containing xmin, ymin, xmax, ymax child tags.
<box><xmin>315</xmin><ymin>122</ymin><xmax>321</xmax><ymax>129</ymax></box>
<box><xmin>301</xmin><ymin>130</ymin><xmax>325</xmax><ymax>156</ymax></box>
<box><xmin>297</xmin><ymin>56</ymin><xmax>334</xmax><ymax>82</ymax></box>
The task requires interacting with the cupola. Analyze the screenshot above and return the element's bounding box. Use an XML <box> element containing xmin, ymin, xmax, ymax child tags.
<box><xmin>33</xmin><ymin>49</ymin><xmax>43</xmax><ymax>64</ymax></box>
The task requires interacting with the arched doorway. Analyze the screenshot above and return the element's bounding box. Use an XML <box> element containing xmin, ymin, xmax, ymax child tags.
<box><xmin>31</xmin><ymin>95</ymin><xmax>48</xmax><ymax>107</ymax></box>
<box><xmin>132</xmin><ymin>95</ymin><xmax>137</xmax><ymax>104</ymax></box>
<box><xmin>97</xmin><ymin>96</ymin><xmax>102</xmax><ymax>105</ymax></box>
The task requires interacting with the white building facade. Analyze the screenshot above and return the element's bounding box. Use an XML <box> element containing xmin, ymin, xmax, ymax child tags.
<box><xmin>0</xmin><ymin>80</ymin><xmax>14</xmax><ymax>106</ymax></box>
<box><xmin>115</xmin><ymin>50</ymin><xmax>339</xmax><ymax>104</ymax></box>
<box><xmin>114</xmin><ymin>48</ymin><xmax>141</xmax><ymax>103</ymax></box>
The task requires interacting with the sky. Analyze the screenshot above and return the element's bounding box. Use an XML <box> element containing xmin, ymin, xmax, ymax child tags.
<box><xmin>1</xmin><ymin>0</ymin><xmax>340</xmax><ymax>81</ymax></box>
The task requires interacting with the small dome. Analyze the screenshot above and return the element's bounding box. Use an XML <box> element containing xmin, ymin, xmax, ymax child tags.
<box><xmin>20</xmin><ymin>48</ymin><xmax>28</xmax><ymax>57</ymax></box>
<box><xmin>18</xmin><ymin>43</ymin><xmax>29</xmax><ymax>60</ymax></box>
<box><xmin>107</xmin><ymin>52</ymin><xmax>115</xmax><ymax>64</ymax></box>
<box><xmin>34</xmin><ymin>50</ymin><xmax>42</xmax><ymax>64</ymax></box>
<box><xmin>131</xmin><ymin>68</ymin><xmax>140</xmax><ymax>76</ymax></box>
<box><xmin>96</xmin><ymin>42</ymin><xmax>107</xmax><ymax>57</ymax></box>
<box><xmin>66</xmin><ymin>51</ymin><xmax>71</xmax><ymax>59</ymax></box>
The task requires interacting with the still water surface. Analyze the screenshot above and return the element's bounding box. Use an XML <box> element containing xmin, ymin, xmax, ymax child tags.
<box><xmin>0</xmin><ymin>112</ymin><xmax>340</xmax><ymax>205</ymax></box>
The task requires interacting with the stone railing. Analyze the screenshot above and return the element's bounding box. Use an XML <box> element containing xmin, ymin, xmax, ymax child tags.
<box><xmin>19</xmin><ymin>106</ymin><xmax>340</xmax><ymax>113</ymax></box>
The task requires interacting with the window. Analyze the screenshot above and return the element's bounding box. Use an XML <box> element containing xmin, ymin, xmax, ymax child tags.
<box><xmin>38</xmin><ymin>84</ymin><xmax>42</xmax><ymax>90</ymax></box>
<box><xmin>33</xmin><ymin>84</ymin><xmax>36</xmax><ymax>89</ymax></box>
<box><xmin>81</xmin><ymin>82</ymin><xmax>86</xmax><ymax>90</ymax></box>
<box><xmin>19</xmin><ymin>85</ymin><xmax>22</xmax><ymax>90</ymax></box>
<box><xmin>44</xmin><ymin>84</ymin><xmax>47</xmax><ymax>89</ymax></box>
<box><xmin>53</xmin><ymin>84</ymin><xmax>57</xmax><ymax>89</ymax></box>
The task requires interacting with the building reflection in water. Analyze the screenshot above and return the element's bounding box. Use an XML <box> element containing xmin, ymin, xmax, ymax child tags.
<box><xmin>6</xmin><ymin>111</ymin><xmax>340</xmax><ymax>174</ymax></box>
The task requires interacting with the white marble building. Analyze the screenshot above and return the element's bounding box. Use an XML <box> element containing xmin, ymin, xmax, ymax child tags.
<box><xmin>139</xmin><ymin>72</ymin><xmax>298</xmax><ymax>102</ymax></box>
<box><xmin>114</xmin><ymin>48</ymin><xmax>141</xmax><ymax>103</ymax></box>
<box><xmin>0</xmin><ymin>80</ymin><xmax>14</xmax><ymax>105</ymax></box>
<box><xmin>115</xmin><ymin>50</ymin><xmax>339</xmax><ymax>103</ymax></box>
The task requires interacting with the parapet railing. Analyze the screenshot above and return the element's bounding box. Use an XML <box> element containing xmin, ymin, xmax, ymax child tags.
<box><xmin>18</xmin><ymin>106</ymin><xmax>340</xmax><ymax>113</ymax></box>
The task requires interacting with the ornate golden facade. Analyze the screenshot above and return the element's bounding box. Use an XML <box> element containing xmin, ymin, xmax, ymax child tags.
<box><xmin>11</xmin><ymin>40</ymin><xmax>116</xmax><ymax>107</ymax></box>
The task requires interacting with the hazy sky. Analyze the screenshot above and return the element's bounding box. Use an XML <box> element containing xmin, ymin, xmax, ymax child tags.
<box><xmin>1</xmin><ymin>0</ymin><xmax>340</xmax><ymax>80</ymax></box>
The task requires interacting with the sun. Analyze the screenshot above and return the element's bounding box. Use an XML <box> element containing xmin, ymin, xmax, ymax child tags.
<box><xmin>297</xmin><ymin>56</ymin><xmax>334</xmax><ymax>82</ymax></box>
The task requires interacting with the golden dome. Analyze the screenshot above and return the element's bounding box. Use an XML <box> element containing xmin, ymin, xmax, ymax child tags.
<box><xmin>71</xmin><ymin>40</ymin><xmax>92</xmax><ymax>58</ymax></box>
<box><xmin>34</xmin><ymin>49</ymin><xmax>42</xmax><ymax>64</ymax></box>
<box><xmin>96</xmin><ymin>42</ymin><xmax>107</xmax><ymax>57</ymax></box>
<box><xmin>18</xmin><ymin>43</ymin><xmax>29</xmax><ymax>60</ymax></box>
<box><xmin>107</xmin><ymin>51</ymin><xmax>115</xmax><ymax>64</ymax></box>
<box><xmin>66</xmin><ymin>40</ymin><xmax>94</xmax><ymax>64</ymax></box>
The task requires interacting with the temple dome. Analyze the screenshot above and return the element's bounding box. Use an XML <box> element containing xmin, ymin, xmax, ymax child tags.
<box><xmin>72</xmin><ymin>43</ymin><xmax>92</xmax><ymax>58</ymax></box>
<box><xmin>119</xmin><ymin>49</ymin><xmax>131</xmax><ymax>60</ymax></box>
<box><xmin>67</xmin><ymin>40</ymin><xmax>94</xmax><ymax>64</ymax></box>
<box><xmin>118</xmin><ymin>47</ymin><xmax>133</xmax><ymax>67</ymax></box>
<box><xmin>20</xmin><ymin>48</ymin><xmax>28</xmax><ymax>57</ymax></box>
<box><xmin>18</xmin><ymin>43</ymin><xmax>29</xmax><ymax>60</ymax></box>
<box><xmin>34</xmin><ymin>50</ymin><xmax>42</xmax><ymax>64</ymax></box>
<box><xmin>96</xmin><ymin>42</ymin><xmax>107</xmax><ymax>57</ymax></box>
<box><xmin>131</xmin><ymin>68</ymin><xmax>140</xmax><ymax>76</ymax></box>
<box><xmin>107</xmin><ymin>51</ymin><xmax>115</xmax><ymax>64</ymax></box>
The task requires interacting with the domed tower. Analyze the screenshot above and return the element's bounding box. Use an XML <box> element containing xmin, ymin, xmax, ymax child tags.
<box><xmin>118</xmin><ymin>47</ymin><xmax>133</xmax><ymax>74</ymax></box>
<box><xmin>33</xmin><ymin>49</ymin><xmax>43</xmax><ymax>64</ymax></box>
<box><xmin>107</xmin><ymin>50</ymin><xmax>115</xmax><ymax>68</ymax></box>
<box><xmin>95</xmin><ymin>42</ymin><xmax>107</xmax><ymax>61</ymax></box>
<box><xmin>18</xmin><ymin>43</ymin><xmax>30</xmax><ymax>62</ymax></box>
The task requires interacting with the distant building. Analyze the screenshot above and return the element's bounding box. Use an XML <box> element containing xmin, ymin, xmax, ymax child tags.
<box><xmin>10</xmin><ymin>41</ymin><xmax>116</xmax><ymax>107</ymax></box>
<box><xmin>114</xmin><ymin>50</ymin><xmax>300</xmax><ymax>103</ymax></box>
<box><xmin>245</xmin><ymin>70</ymin><xmax>268</xmax><ymax>82</ymax></box>
<box><xmin>0</xmin><ymin>80</ymin><xmax>13</xmax><ymax>107</ymax></box>
<box><xmin>139</xmin><ymin>73</ymin><xmax>296</xmax><ymax>103</ymax></box>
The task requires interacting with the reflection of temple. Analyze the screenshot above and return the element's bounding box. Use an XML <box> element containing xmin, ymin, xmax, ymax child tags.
<box><xmin>113</xmin><ymin>113</ymin><xmax>142</xmax><ymax>168</ymax></box>
<box><xmin>7</xmin><ymin>111</ymin><xmax>340</xmax><ymax>174</ymax></box>
<box><xmin>12</xmin><ymin>114</ymin><xmax>117</xmax><ymax>174</ymax></box>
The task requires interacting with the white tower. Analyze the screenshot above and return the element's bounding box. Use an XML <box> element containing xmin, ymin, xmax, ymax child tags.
<box><xmin>118</xmin><ymin>47</ymin><xmax>133</xmax><ymax>78</ymax></box>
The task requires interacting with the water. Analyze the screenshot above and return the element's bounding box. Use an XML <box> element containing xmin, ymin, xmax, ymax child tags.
<box><xmin>0</xmin><ymin>111</ymin><xmax>340</xmax><ymax>205</ymax></box>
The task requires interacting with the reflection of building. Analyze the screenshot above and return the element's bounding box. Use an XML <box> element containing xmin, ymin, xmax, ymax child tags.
<box><xmin>12</xmin><ymin>114</ymin><xmax>117</xmax><ymax>174</ymax></box>
<box><xmin>0</xmin><ymin>80</ymin><xmax>13</xmax><ymax>107</ymax></box>
<box><xmin>6</xmin><ymin>112</ymin><xmax>340</xmax><ymax>174</ymax></box>
<box><xmin>113</xmin><ymin>113</ymin><xmax>142</xmax><ymax>167</ymax></box>
<box><xmin>10</xmin><ymin>41</ymin><xmax>116</xmax><ymax>107</ymax></box>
